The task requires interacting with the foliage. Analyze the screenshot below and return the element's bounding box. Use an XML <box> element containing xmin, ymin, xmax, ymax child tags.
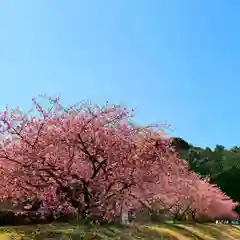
<box><xmin>0</xmin><ymin>96</ymin><xmax>237</xmax><ymax>223</ymax></box>
<box><xmin>172</xmin><ymin>137</ymin><xmax>240</xmax><ymax>214</ymax></box>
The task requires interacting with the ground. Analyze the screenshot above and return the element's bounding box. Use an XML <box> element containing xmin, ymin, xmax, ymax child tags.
<box><xmin>0</xmin><ymin>223</ymin><xmax>239</xmax><ymax>239</ymax></box>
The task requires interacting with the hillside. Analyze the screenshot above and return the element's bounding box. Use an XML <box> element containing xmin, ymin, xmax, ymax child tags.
<box><xmin>0</xmin><ymin>223</ymin><xmax>240</xmax><ymax>239</ymax></box>
<box><xmin>172</xmin><ymin>137</ymin><xmax>240</xmax><ymax>208</ymax></box>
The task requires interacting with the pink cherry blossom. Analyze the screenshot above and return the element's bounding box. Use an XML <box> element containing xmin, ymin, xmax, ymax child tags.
<box><xmin>0</xmin><ymin>96</ymin><xmax>236</xmax><ymax>221</ymax></box>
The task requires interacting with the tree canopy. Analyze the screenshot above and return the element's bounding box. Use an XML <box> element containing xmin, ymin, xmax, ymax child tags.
<box><xmin>0</xmin><ymin>96</ymin><xmax>237</xmax><ymax>222</ymax></box>
<box><xmin>172</xmin><ymin>137</ymin><xmax>240</xmax><ymax>210</ymax></box>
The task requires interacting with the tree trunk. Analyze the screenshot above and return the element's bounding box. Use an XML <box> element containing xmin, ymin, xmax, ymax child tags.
<box><xmin>120</xmin><ymin>199</ymin><xmax>129</xmax><ymax>225</ymax></box>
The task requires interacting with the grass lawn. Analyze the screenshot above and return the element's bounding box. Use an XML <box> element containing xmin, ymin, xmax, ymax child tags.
<box><xmin>0</xmin><ymin>222</ymin><xmax>239</xmax><ymax>239</ymax></box>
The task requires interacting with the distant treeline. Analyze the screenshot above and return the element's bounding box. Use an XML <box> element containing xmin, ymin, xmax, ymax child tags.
<box><xmin>172</xmin><ymin>137</ymin><xmax>240</xmax><ymax>213</ymax></box>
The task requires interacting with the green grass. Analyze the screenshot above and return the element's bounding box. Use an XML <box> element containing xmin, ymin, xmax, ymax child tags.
<box><xmin>0</xmin><ymin>223</ymin><xmax>171</xmax><ymax>239</ymax></box>
<box><xmin>0</xmin><ymin>222</ymin><xmax>239</xmax><ymax>239</ymax></box>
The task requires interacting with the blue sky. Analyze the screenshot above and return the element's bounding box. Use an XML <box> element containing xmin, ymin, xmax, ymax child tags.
<box><xmin>0</xmin><ymin>0</ymin><xmax>239</xmax><ymax>148</ymax></box>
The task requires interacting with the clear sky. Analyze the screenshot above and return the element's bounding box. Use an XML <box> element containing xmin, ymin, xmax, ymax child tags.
<box><xmin>0</xmin><ymin>0</ymin><xmax>239</xmax><ymax>148</ymax></box>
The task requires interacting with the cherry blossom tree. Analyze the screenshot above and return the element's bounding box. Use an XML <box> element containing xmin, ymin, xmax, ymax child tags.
<box><xmin>162</xmin><ymin>171</ymin><xmax>238</xmax><ymax>221</ymax></box>
<box><xmin>0</xmin><ymin>96</ymin><xmax>237</xmax><ymax>222</ymax></box>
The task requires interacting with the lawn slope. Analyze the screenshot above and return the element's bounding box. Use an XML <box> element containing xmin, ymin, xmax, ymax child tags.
<box><xmin>0</xmin><ymin>223</ymin><xmax>239</xmax><ymax>239</ymax></box>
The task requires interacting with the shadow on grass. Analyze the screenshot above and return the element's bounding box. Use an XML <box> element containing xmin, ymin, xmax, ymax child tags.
<box><xmin>166</xmin><ymin>224</ymin><xmax>205</xmax><ymax>240</ymax></box>
<box><xmin>195</xmin><ymin>224</ymin><xmax>230</xmax><ymax>240</ymax></box>
<box><xmin>232</xmin><ymin>225</ymin><xmax>240</xmax><ymax>233</ymax></box>
<box><xmin>6</xmin><ymin>223</ymin><xmax>240</xmax><ymax>240</ymax></box>
<box><xmin>212</xmin><ymin>225</ymin><xmax>240</xmax><ymax>239</ymax></box>
<box><xmin>5</xmin><ymin>224</ymin><xmax>173</xmax><ymax>240</ymax></box>
<box><xmin>191</xmin><ymin>224</ymin><xmax>240</xmax><ymax>240</ymax></box>
<box><xmin>133</xmin><ymin>227</ymin><xmax>174</xmax><ymax>240</ymax></box>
